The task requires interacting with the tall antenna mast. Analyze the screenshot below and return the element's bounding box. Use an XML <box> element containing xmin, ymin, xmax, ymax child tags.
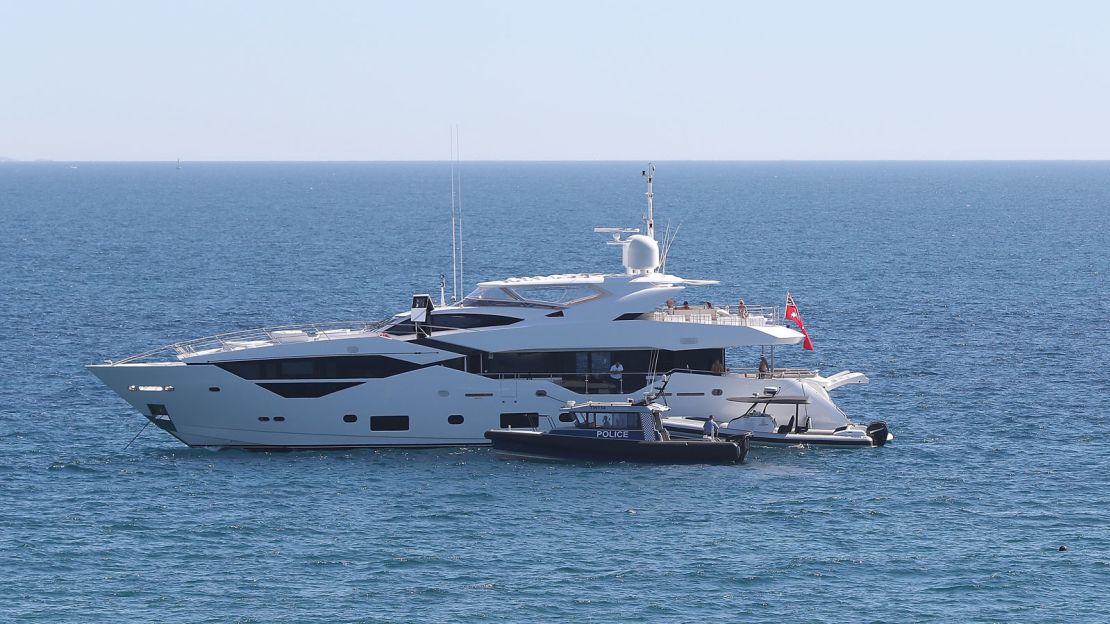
<box><xmin>449</xmin><ymin>127</ymin><xmax>459</xmax><ymax>302</ymax></box>
<box><xmin>642</xmin><ymin>163</ymin><xmax>656</xmax><ymax>241</ymax></box>
<box><xmin>456</xmin><ymin>125</ymin><xmax>464</xmax><ymax>299</ymax></box>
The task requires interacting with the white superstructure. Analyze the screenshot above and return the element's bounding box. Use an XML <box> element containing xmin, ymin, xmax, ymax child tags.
<box><xmin>88</xmin><ymin>167</ymin><xmax>870</xmax><ymax>449</ymax></box>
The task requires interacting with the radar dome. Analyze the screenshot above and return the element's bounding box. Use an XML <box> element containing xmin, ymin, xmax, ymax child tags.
<box><xmin>624</xmin><ymin>234</ymin><xmax>660</xmax><ymax>273</ymax></box>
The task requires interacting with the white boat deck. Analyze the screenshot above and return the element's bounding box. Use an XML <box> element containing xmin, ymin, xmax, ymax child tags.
<box><xmin>649</xmin><ymin>304</ymin><xmax>780</xmax><ymax>327</ymax></box>
<box><xmin>108</xmin><ymin>320</ymin><xmax>396</xmax><ymax>365</ymax></box>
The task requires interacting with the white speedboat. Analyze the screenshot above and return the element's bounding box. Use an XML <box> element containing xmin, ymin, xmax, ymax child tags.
<box><xmin>88</xmin><ymin>166</ymin><xmax>876</xmax><ymax>449</ymax></box>
<box><xmin>662</xmin><ymin>390</ymin><xmax>891</xmax><ymax>448</ymax></box>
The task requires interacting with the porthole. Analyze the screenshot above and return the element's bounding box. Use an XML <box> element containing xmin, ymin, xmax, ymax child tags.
<box><xmin>274</xmin><ymin>416</ymin><xmax>285</xmax><ymax>422</ymax></box>
<box><xmin>343</xmin><ymin>414</ymin><xmax>358</xmax><ymax>423</ymax></box>
<box><xmin>448</xmin><ymin>414</ymin><xmax>464</xmax><ymax>425</ymax></box>
<box><xmin>535</xmin><ymin>389</ymin><xmax>547</xmax><ymax>397</ymax></box>
<box><xmin>258</xmin><ymin>416</ymin><xmax>270</xmax><ymax>422</ymax></box>
<box><xmin>711</xmin><ymin>389</ymin><xmax>723</xmax><ymax>396</ymax></box>
<box><xmin>209</xmin><ymin>386</ymin><xmax>221</xmax><ymax>392</ymax></box>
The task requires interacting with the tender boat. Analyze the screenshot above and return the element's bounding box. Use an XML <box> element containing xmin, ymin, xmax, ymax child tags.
<box><xmin>485</xmin><ymin>400</ymin><xmax>749</xmax><ymax>463</ymax></box>
<box><xmin>663</xmin><ymin>391</ymin><xmax>891</xmax><ymax>448</ymax></box>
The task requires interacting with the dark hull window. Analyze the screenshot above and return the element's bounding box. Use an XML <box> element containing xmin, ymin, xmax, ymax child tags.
<box><xmin>370</xmin><ymin>415</ymin><xmax>409</xmax><ymax>431</ymax></box>
<box><xmin>500</xmin><ymin>412</ymin><xmax>539</xmax><ymax>428</ymax></box>
<box><xmin>384</xmin><ymin>313</ymin><xmax>521</xmax><ymax>336</ymax></box>
<box><xmin>256</xmin><ymin>382</ymin><xmax>363</xmax><ymax>398</ymax></box>
<box><xmin>215</xmin><ymin>356</ymin><xmax>463</xmax><ymax>380</ymax></box>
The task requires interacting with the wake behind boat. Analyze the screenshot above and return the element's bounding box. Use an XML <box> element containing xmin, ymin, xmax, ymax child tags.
<box><xmin>485</xmin><ymin>400</ymin><xmax>749</xmax><ymax>463</ymax></box>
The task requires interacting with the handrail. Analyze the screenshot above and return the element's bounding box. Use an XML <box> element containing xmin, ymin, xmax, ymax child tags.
<box><xmin>109</xmin><ymin>318</ymin><xmax>398</xmax><ymax>365</ymax></box>
<box><xmin>649</xmin><ymin>304</ymin><xmax>781</xmax><ymax>326</ymax></box>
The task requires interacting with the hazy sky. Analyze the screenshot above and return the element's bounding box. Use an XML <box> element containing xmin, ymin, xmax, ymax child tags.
<box><xmin>2</xmin><ymin>0</ymin><xmax>1108</xmax><ymax>160</ymax></box>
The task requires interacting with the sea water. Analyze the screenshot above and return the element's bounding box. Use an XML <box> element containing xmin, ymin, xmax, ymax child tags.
<box><xmin>0</xmin><ymin>161</ymin><xmax>1107</xmax><ymax>622</ymax></box>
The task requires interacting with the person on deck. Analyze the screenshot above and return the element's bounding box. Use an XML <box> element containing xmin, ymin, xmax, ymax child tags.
<box><xmin>703</xmin><ymin>417</ymin><xmax>720</xmax><ymax>440</ymax></box>
<box><xmin>737</xmin><ymin>299</ymin><xmax>749</xmax><ymax>320</ymax></box>
<box><xmin>680</xmin><ymin>301</ymin><xmax>691</xmax><ymax>310</ymax></box>
<box><xmin>758</xmin><ymin>355</ymin><xmax>770</xmax><ymax>379</ymax></box>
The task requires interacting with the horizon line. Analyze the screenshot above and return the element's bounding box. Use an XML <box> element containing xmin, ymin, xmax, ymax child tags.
<box><xmin>3</xmin><ymin>158</ymin><xmax>1109</xmax><ymax>164</ymax></box>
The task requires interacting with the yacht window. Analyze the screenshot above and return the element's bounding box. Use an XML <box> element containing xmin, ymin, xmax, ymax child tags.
<box><xmin>256</xmin><ymin>381</ymin><xmax>363</xmax><ymax>398</ymax></box>
<box><xmin>384</xmin><ymin>313</ymin><xmax>521</xmax><ymax>335</ymax></box>
<box><xmin>447</xmin><ymin>414</ymin><xmax>464</xmax><ymax>425</ymax></box>
<box><xmin>461</xmin><ymin>287</ymin><xmax>516</xmax><ymax>305</ymax></box>
<box><xmin>343</xmin><ymin>414</ymin><xmax>358</xmax><ymax>423</ymax></box>
<box><xmin>370</xmin><ymin>415</ymin><xmax>409</xmax><ymax>431</ymax></box>
<box><xmin>216</xmin><ymin>356</ymin><xmax>423</xmax><ymax>380</ymax></box>
<box><xmin>279</xmin><ymin>359</ymin><xmax>315</xmax><ymax>378</ymax></box>
<box><xmin>500</xmin><ymin>412</ymin><xmax>539</xmax><ymax>428</ymax></box>
<box><xmin>503</xmin><ymin>284</ymin><xmax>602</xmax><ymax>306</ymax></box>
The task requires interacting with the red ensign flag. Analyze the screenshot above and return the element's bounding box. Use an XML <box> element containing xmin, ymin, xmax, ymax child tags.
<box><xmin>785</xmin><ymin>293</ymin><xmax>814</xmax><ymax>351</ymax></box>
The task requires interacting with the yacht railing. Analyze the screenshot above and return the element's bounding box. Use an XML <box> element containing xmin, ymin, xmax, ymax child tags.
<box><xmin>648</xmin><ymin>304</ymin><xmax>780</xmax><ymax>327</ymax></box>
<box><xmin>109</xmin><ymin>319</ymin><xmax>399</xmax><ymax>365</ymax></box>
<box><xmin>481</xmin><ymin>367</ymin><xmax>818</xmax><ymax>395</ymax></box>
<box><xmin>726</xmin><ymin>367</ymin><xmax>819</xmax><ymax>379</ymax></box>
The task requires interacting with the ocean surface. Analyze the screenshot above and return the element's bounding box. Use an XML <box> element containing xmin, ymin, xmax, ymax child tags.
<box><xmin>0</xmin><ymin>161</ymin><xmax>1107</xmax><ymax>623</ymax></box>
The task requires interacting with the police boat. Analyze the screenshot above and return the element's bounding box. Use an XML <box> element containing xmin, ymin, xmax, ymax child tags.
<box><xmin>484</xmin><ymin>400</ymin><xmax>749</xmax><ymax>463</ymax></box>
<box><xmin>662</xmin><ymin>394</ymin><xmax>891</xmax><ymax>448</ymax></box>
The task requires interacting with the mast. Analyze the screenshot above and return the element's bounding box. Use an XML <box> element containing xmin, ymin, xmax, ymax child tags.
<box><xmin>642</xmin><ymin>163</ymin><xmax>656</xmax><ymax>241</ymax></box>
<box><xmin>449</xmin><ymin>127</ymin><xmax>459</xmax><ymax>302</ymax></box>
<box><xmin>456</xmin><ymin>125</ymin><xmax>464</xmax><ymax>300</ymax></box>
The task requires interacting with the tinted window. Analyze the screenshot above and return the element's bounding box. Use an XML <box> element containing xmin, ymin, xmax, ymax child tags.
<box><xmin>256</xmin><ymin>382</ymin><xmax>363</xmax><ymax>398</ymax></box>
<box><xmin>385</xmin><ymin>313</ymin><xmax>521</xmax><ymax>335</ymax></box>
<box><xmin>216</xmin><ymin>356</ymin><xmax>423</xmax><ymax>380</ymax></box>
<box><xmin>447</xmin><ymin>414</ymin><xmax>464</xmax><ymax>425</ymax></box>
<box><xmin>370</xmin><ymin>415</ymin><xmax>409</xmax><ymax>431</ymax></box>
<box><xmin>504</xmin><ymin>284</ymin><xmax>601</xmax><ymax>305</ymax></box>
<box><xmin>500</xmin><ymin>412</ymin><xmax>539</xmax><ymax>428</ymax></box>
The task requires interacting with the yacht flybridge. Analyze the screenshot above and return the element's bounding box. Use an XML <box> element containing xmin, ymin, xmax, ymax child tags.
<box><xmin>88</xmin><ymin>166</ymin><xmax>883</xmax><ymax>450</ymax></box>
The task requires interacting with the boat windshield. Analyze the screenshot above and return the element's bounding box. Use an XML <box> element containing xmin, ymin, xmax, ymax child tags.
<box><xmin>573</xmin><ymin>411</ymin><xmax>642</xmax><ymax>430</ymax></box>
<box><xmin>462</xmin><ymin>284</ymin><xmax>603</xmax><ymax>308</ymax></box>
<box><xmin>504</xmin><ymin>284</ymin><xmax>602</xmax><ymax>305</ymax></box>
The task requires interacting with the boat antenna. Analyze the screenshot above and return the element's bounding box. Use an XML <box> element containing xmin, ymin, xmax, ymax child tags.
<box><xmin>449</xmin><ymin>127</ymin><xmax>459</xmax><ymax>302</ymax></box>
<box><xmin>456</xmin><ymin>125</ymin><xmax>465</xmax><ymax>300</ymax></box>
<box><xmin>642</xmin><ymin>163</ymin><xmax>656</xmax><ymax>241</ymax></box>
<box><xmin>439</xmin><ymin>273</ymin><xmax>447</xmax><ymax>307</ymax></box>
<box><xmin>660</xmin><ymin>222</ymin><xmax>681</xmax><ymax>273</ymax></box>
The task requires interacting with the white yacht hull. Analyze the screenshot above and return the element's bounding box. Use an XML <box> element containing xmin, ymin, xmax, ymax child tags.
<box><xmin>88</xmin><ymin>363</ymin><xmax>856</xmax><ymax>449</ymax></box>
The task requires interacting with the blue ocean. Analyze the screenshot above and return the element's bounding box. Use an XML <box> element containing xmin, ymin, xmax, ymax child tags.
<box><xmin>1</xmin><ymin>161</ymin><xmax>1107</xmax><ymax>622</ymax></box>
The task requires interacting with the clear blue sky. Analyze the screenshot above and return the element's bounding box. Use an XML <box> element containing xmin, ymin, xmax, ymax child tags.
<box><xmin>2</xmin><ymin>0</ymin><xmax>1107</xmax><ymax>160</ymax></box>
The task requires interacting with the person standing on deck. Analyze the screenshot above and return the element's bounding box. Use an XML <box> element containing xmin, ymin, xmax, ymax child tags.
<box><xmin>758</xmin><ymin>355</ymin><xmax>770</xmax><ymax>379</ymax></box>
<box><xmin>703</xmin><ymin>417</ymin><xmax>720</xmax><ymax>440</ymax></box>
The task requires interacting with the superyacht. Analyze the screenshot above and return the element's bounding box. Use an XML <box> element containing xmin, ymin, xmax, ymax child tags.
<box><xmin>88</xmin><ymin>167</ymin><xmax>877</xmax><ymax>449</ymax></box>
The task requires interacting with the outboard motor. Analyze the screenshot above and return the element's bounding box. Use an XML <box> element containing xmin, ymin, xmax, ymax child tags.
<box><xmin>866</xmin><ymin>421</ymin><xmax>890</xmax><ymax>447</ymax></box>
